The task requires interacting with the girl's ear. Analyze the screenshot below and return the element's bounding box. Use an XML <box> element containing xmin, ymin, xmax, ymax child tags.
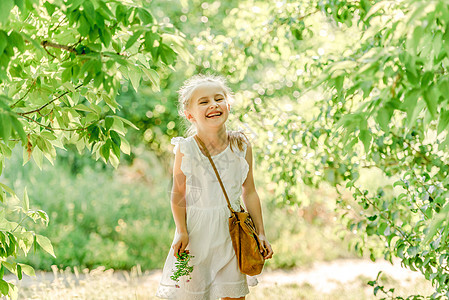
<box><xmin>184</xmin><ymin>110</ymin><xmax>194</xmax><ymax>123</ymax></box>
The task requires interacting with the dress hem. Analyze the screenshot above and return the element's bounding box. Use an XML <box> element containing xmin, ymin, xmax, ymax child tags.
<box><xmin>155</xmin><ymin>279</ymin><xmax>251</xmax><ymax>300</ymax></box>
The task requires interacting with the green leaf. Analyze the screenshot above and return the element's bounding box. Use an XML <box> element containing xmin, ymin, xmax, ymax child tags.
<box><xmin>159</xmin><ymin>43</ymin><xmax>176</xmax><ymax>65</ymax></box>
<box><xmin>397</xmin><ymin>244</ymin><xmax>406</xmax><ymax>258</ymax></box>
<box><xmin>99</xmin><ymin>28</ymin><xmax>111</xmax><ymax>47</ymax></box>
<box><xmin>113</xmin><ymin>116</ymin><xmax>139</xmax><ymax>130</ymax></box>
<box><xmin>14</xmin><ymin>0</ymin><xmax>24</xmax><ymax>12</ymax></box>
<box><xmin>424</xmin><ymin>210</ymin><xmax>449</xmax><ymax>244</ymax></box>
<box><xmin>407</xmin><ymin>246</ymin><xmax>418</xmax><ymax>257</ymax></box>
<box><xmin>125</xmin><ymin>30</ymin><xmax>143</xmax><ymax>50</ymax></box>
<box><xmin>8</xmin><ymin>31</ymin><xmax>25</xmax><ymax>52</ymax></box>
<box><xmin>112</xmin><ymin>40</ymin><xmax>121</xmax><ymax>53</ymax></box>
<box><xmin>359</xmin><ymin>129</ymin><xmax>371</xmax><ymax>153</ymax></box>
<box><xmin>100</xmin><ymin>140</ymin><xmax>111</xmax><ymax>161</ymax></box>
<box><xmin>405</xmin><ymin>69</ymin><xmax>418</xmax><ymax>85</ymax></box>
<box><xmin>78</xmin><ymin>14</ymin><xmax>90</xmax><ymax>37</ymax></box>
<box><xmin>144</xmin><ymin>31</ymin><xmax>158</xmax><ymax>52</ymax></box>
<box><xmin>23</xmin><ymin>187</ymin><xmax>29</xmax><ymax>212</ymax></box>
<box><xmin>32</xmin><ymin>147</ymin><xmax>43</xmax><ymax>170</ymax></box>
<box><xmin>438</xmin><ymin>109</ymin><xmax>449</xmax><ymax>135</ymax></box>
<box><xmin>0</xmin><ymin>0</ymin><xmax>14</xmax><ymax>24</ymax></box>
<box><xmin>141</xmin><ymin>67</ymin><xmax>160</xmax><ymax>91</ymax></box>
<box><xmin>0</xmin><ymin>279</ymin><xmax>9</xmax><ymax>295</ymax></box>
<box><xmin>120</xmin><ymin>137</ymin><xmax>130</xmax><ymax>155</ymax></box>
<box><xmin>10</xmin><ymin>115</ymin><xmax>27</xmax><ymax>144</ymax></box>
<box><xmin>364</xmin><ymin>1</ymin><xmax>388</xmax><ymax>21</ymax></box>
<box><xmin>115</xmin><ymin>4</ymin><xmax>125</xmax><ymax>23</ymax></box>
<box><xmin>377</xmin><ymin>222</ymin><xmax>387</xmax><ymax>235</ymax></box>
<box><xmin>422</xmin><ymin>86</ymin><xmax>437</xmax><ymax>119</ymax></box>
<box><xmin>0</xmin><ymin>182</ymin><xmax>15</xmax><ymax>196</ymax></box>
<box><xmin>37</xmin><ymin>210</ymin><xmax>49</xmax><ymax>226</ymax></box>
<box><xmin>86</xmin><ymin>46</ymin><xmax>102</xmax><ymax>56</ymax></box>
<box><xmin>0</xmin><ymin>31</ymin><xmax>7</xmax><ymax>54</ymax></box>
<box><xmin>334</xmin><ymin>75</ymin><xmax>344</xmax><ymax>95</ymax></box>
<box><xmin>137</xmin><ymin>8</ymin><xmax>154</xmax><ymax>24</ymax></box>
<box><xmin>438</xmin><ymin>79</ymin><xmax>449</xmax><ymax>100</ymax></box>
<box><xmin>128</xmin><ymin>65</ymin><xmax>141</xmax><ymax>92</ymax></box>
<box><xmin>421</xmin><ymin>71</ymin><xmax>433</xmax><ymax>87</ymax></box>
<box><xmin>43</xmin><ymin>2</ymin><xmax>56</xmax><ymax>16</ymax></box>
<box><xmin>17</xmin><ymin>264</ymin><xmax>35</xmax><ymax>277</ymax></box>
<box><xmin>40</xmin><ymin>132</ymin><xmax>57</xmax><ymax>141</ymax></box>
<box><xmin>35</xmin><ymin>234</ymin><xmax>56</xmax><ymax>258</ymax></box>
<box><xmin>67</xmin><ymin>0</ymin><xmax>85</xmax><ymax>9</ymax></box>
<box><xmin>105</xmin><ymin>116</ymin><xmax>114</xmax><ymax>131</ymax></box>
<box><xmin>411</xmin><ymin>25</ymin><xmax>423</xmax><ymax>52</ymax></box>
<box><xmin>82</xmin><ymin>1</ymin><xmax>95</xmax><ymax>26</ymax></box>
<box><xmin>376</xmin><ymin>107</ymin><xmax>392</xmax><ymax>132</ymax></box>
<box><xmin>393</xmin><ymin>180</ymin><xmax>406</xmax><ymax>188</ymax></box>
<box><xmin>111</xmin><ymin>140</ymin><xmax>120</xmax><ymax>159</ymax></box>
<box><xmin>61</xmin><ymin>67</ymin><xmax>71</xmax><ymax>83</ymax></box>
<box><xmin>87</xmin><ymin>124</ymin><xmax>100</xmax><ymax>143</ymax></box>
<box><xmin>109</xmin><ymin>130</ymin><xmax>121</xmax><ymax>146</ymax></box>
<box><xmin>16</xmin><ymin>264</ymin><xmax>22</xmax><ymax>280</ymax></box>
<box><xmin>402</xmin><ymin>89</ymin><xmax>421</xmax><ymax>127</ymax></box>
<box><xmin>0</xmin><ymin>112</ymin><xmax>12</xmax><ymax>141</ymax></box>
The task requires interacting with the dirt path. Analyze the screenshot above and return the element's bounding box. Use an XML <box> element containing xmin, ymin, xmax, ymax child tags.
<box><xmin>254</xmin><ymin>259</ymin><xmax>425</xmax><ymax>292</ymax></box>
<box><xmin>5</xmin><ymin>258</ymin><xmax>425</xmax><ymax>293</ymax></box>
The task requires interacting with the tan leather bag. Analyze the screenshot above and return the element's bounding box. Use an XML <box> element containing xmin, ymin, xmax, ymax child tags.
<box><xmin>194</xmin><ymin>135</ymin><xmax>267</xmax><ymax>276</ymax></box>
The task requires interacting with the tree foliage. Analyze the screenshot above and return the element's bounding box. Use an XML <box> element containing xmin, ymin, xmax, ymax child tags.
<box><xmin>0</xmin><ymin>0</ymin><xmax>185</xmax><ymax>297</ymax></box>
<box><xmin>147</xmin><ymin>0</ymin><xmax>449</xmax><ymax>297</ymax></box>
<box><xmin>3</xmin><ymin>0</ymin><xmax>449</xmax><ymax>298</ymax></box>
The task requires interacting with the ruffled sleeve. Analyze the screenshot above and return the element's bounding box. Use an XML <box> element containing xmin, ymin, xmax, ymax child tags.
<box><xmin>171</xmin><ymin>136</ymin><xmax>191</xmax><ymax>176</ymax></box>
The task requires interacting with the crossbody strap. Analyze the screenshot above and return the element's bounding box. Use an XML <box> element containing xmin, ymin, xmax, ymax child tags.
<box><xmin>194</xmin><ymin>135</ymin><xmax>236</xmax><ymax>214</ymax></box>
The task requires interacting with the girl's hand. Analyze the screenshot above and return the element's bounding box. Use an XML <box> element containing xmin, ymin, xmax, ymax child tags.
<box><xmin>258</xmin><ymin>234</ymin><xmax>274</xmax><ymax>260</ymax></box>
<box><xmin>172</xmin><ymin>232</ymin><xmax>189</xmax><ymax>259</ymax></box>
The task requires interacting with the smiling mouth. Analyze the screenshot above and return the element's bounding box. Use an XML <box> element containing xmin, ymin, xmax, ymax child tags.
<box><xmin>206</xmin><ymin>112</ymin><xmax>222</xmax><ymax>118</ymax></box>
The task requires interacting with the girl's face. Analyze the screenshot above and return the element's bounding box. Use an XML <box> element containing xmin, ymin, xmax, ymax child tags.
<box><xmin>185</xmin><ymin>82</ymin><xmax>231</xmax><ymax>131</ymax></box>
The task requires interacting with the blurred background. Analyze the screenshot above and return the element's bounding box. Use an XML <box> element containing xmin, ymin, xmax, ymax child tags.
<box><xmin>2</xmin><ymin>0</ymin><xmax>363</xmax><ymax>274</ymax></box>
<box><xmin>2</xmin><ymin>0</ymin><xmax>441</xmax><ymax>298</ymax></box>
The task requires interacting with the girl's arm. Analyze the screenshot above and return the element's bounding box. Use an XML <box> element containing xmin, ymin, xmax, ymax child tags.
<box><xmin>171</xmin><ymin>146</ymin><xmax>189</xmax><ymax>258</ymax></box>
<box><xmin>242</xmin><ymin>142</ymin><xmax>274</xmax><ymax>260</ymax></box>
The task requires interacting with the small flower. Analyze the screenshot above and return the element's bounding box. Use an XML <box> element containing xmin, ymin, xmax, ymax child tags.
<box><xmin>171</xmin><ymin>251</ymin><xmax>195</xmax><ymax>286</ymax></box>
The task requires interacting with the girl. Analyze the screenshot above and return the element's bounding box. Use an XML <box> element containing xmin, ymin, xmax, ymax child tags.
<box><xmin>155</xmin><ymin>74</ymin><xmax>273</xmax><ymax>300</ymax></box>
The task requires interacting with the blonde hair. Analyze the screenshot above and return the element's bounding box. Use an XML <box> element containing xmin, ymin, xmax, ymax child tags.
<box><xmin>177</xmin><ymin>73</ymin><xmax>249</xmax><ymax>152</ymax></box>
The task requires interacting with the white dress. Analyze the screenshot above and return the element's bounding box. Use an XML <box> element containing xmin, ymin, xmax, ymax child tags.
<box><xmin>155</xmin><ymin>135</ymin><xmax>259</xmax><ymax>300</ymax></box>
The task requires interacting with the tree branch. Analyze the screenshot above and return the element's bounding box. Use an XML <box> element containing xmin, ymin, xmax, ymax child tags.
<box><xmin>17</xmin><ymin>83</ymin><xmax>83</xmax><ymax>116</ymax></box>
<box><xmin>50</xmin><ymin>16</ymin><xmax>67</xmax><ymax>33</ymax></box>
<box><xmin>19</xmin><ymin>114</ymin><xmax>87</xmax><ymax>132</ymax></box>
<box><xmin>43</xmin><ymin>46</ymin><xmax>58</xmax><ymax>59</ymax></box>
<box><xmin>353</xmin><ymin>185</ymin><xmax>413</xmax><ymax>245</ymax></box>
<box><xmin>10</xmin><ymin>78</ymin><xmax>38</xmax><ymax>109</ymax></box>
<box><xmin>40</xmin><ymin>38</ymin><xmax>128</xmax><ymax>58</ymax></box>
<box><xmin>389</xmin><ymin>131</ymin><xmax>432</xmax><ymax>164</ymax></box>
<box><xmin>41</xmin><ymin>40</ymin><xmax>77</xmax><ymax>53</ymax></box>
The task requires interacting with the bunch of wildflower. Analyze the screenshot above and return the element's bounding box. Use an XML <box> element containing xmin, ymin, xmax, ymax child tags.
<box><xmin>171</xmin><ymin>250</ymin><xmax>195</xmax><ymax>288</ymax></box>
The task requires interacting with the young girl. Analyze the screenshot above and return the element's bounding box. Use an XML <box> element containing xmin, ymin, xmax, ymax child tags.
<box><xmin>155</xmin><ymin>74</ymin><xmax>273</xmax><ymax>300</ymax></box>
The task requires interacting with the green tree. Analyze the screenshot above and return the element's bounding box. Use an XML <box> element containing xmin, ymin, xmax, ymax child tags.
<box><xmin>0</xmin><ymin>0</ymin><xmax>186</xmax><ymax>298</ymax></box>
<box><xmin>149</xmin><ymin>0</ymin><xmax>449</xmax><ymax>297</ymax></box>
